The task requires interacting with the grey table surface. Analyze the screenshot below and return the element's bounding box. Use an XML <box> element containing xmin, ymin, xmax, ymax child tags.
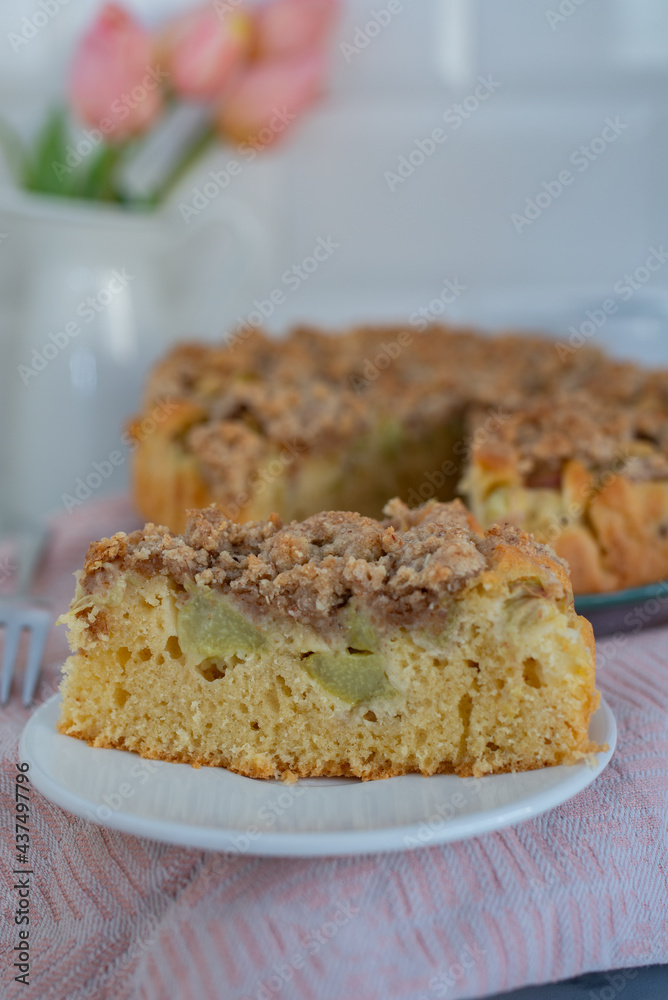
<box><xmin>488</xmin><ymin>965</ymin><xmax>668</xmax><ymax>999</ymax></box>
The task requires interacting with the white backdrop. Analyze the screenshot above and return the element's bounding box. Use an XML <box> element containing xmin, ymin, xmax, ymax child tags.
<box><xmin>1</xmin><ymin>0</ymin><xmax>667</xmax><ymax>354</ymax></box>
<box><xmin>1</xmin><ymin>0</ymin><xmax>667</xmax><ymax>521</ymax></box>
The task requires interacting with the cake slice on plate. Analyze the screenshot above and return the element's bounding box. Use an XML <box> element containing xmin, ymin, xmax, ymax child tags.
<box><xmin>58</xmin><ymin>499</ymin><xmax>601</xmax><ymax>780</ymax></box>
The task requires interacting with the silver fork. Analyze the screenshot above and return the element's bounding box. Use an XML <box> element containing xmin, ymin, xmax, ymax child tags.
<box><xmin>0</xmin><ymin>526</ymin><xmax>51</xmax><ymax>707</ymax></box>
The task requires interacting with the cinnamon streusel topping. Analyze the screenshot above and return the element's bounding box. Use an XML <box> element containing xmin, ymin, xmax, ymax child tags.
<box><xmin>81</xmin><ymin>499</ymin><xmax>569</xmax><ymax>630</ymax></box>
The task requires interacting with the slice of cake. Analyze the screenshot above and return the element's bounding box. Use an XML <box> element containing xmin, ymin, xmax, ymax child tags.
<box><xmin>58</xmin><ymin>500</ymin><xmax>601</xmax><ymax>780</ymax></box>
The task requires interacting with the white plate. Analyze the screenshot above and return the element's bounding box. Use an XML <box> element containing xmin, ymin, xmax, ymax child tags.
<box><xmin>20</xmin><ymin>694</ymin><xmax>616</xmax><ymax>857</ymax></box>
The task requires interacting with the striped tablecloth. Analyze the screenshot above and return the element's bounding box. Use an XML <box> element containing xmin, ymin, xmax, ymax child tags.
<box><xmin>1</xmin><ymin>497</ymin><xmax>667</xmax><ymax>1000</ymax></box>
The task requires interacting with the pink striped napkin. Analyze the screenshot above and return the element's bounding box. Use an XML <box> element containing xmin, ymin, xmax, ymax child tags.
<box><xmin>1</xmin><ymin>497</ymin><xmax>666</xmax><ymax>1000</ymax></box>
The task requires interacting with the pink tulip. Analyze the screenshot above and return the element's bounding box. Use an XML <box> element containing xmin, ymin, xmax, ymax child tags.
<box><xmin>216</xmin><ymin>50</ymin><xmax>327</xmax><ymax>146</ymax></box>
<box><xmin>68</xmin><ymin>3</ymin><xmax>163</xmax><ymax>141</ymax></box>
<box><xmin>254</xmin><ymin>0</ymin><xmax>340</xmax><ymax>58</ymax></box>
<box><xmin>159</xmin><ymin>5</ymin><xmax>252</xmax><ymax>102</ymax></box>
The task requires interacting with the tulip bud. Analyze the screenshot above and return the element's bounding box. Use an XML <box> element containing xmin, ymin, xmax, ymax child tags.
<box><xmin>159</xmin><ymin>5</ymin><xmax>252</xmax><ymax>102</ymax></box>
<box><xmin>68</xmin><ymin>3</ymin><xmax>163</xmax><ymax>142</ymax></box>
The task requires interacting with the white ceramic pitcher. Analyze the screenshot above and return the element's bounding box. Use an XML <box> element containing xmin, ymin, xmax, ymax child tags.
<box><xmin>0</xmin><ymin>186</ymin><xmax>267</xmax><ymax>530</ymax></box>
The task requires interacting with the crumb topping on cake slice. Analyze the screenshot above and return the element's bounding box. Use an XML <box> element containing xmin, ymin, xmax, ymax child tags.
<box><xmin>80</xmin><ymin>499</ymin><xmax>571</xmax><ymax>631</ymax></box>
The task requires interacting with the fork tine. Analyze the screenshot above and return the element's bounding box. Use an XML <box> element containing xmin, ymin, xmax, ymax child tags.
<box><xmin>1</xmin><ymin>622</ymin><xmax>23</xmax><ymax>705</ymax></box>
<box><xmin>23</xmin><ymin>611</ymin><xmax>51</xmax><ymax>708</ymax></box>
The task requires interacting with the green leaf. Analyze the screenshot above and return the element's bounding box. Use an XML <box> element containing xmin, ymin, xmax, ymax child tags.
<box><xmin>77</xmin><ymin>144</ymin><xmax>122</xmax><ymax>201</ymax></box>
<box><xmin>22</xmin><ymin>108</ymin><xmax>128</xmax><ymax>203</ymax></box>
<box><xmin>25</xmin><ymin>108</ymin><xmax>76</xmax><ymax>196</ymax></box>
<box><xmin>0</xmin><ymin>118</ymin><xmax>28</xmax><ymax>185</ymax></box>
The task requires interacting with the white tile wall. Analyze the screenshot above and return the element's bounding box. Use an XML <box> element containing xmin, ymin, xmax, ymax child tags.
<box><xmin>235</xmin><ymin>0</ymin><xmax>668</xmax><ymax>356</ymax></box>
<box><xmin>2</xmin><ymin>0</ymin><xmax>667</xmax><ymax>338</ymax></box>
<box><xmin>2</xmin><ymin>0</ymin><xmax>668</xmax><ymax>520</ymax></box>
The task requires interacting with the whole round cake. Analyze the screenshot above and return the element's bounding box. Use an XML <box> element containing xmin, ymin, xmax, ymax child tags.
<box><xmin>130</xmin><ymin>323</ymin><xmax>668</xmax><ymax>594</ymax></box>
